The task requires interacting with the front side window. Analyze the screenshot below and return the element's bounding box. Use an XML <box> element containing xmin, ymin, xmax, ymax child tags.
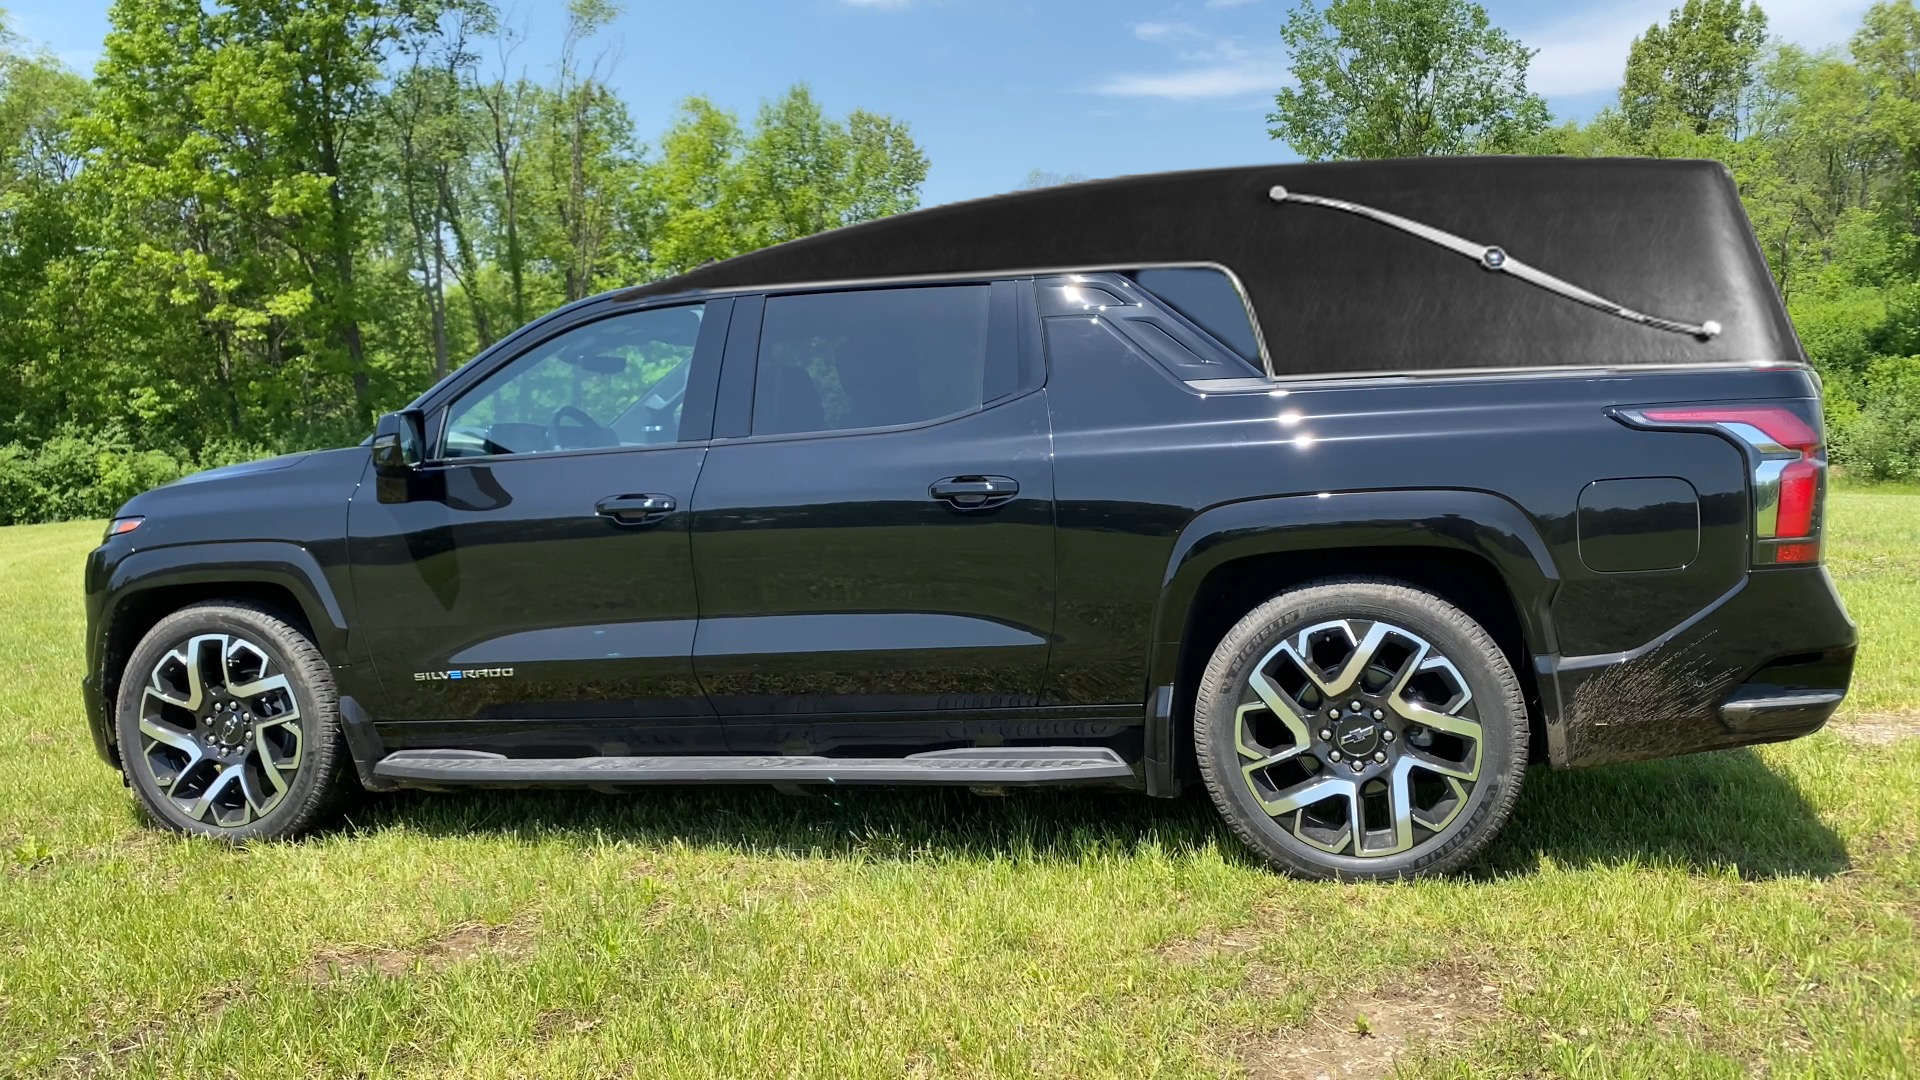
<box><xmin>752</xmin><ymin>285</ymin><xmax>991</xmax><ymax>437</ymax></box>
<box><xmin>441</xmin><ymin>304</ymin><xmax>704</xmax><ymax>459</ymax></box>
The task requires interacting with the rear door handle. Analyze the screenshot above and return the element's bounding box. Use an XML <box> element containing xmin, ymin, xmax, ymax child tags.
<box><xmin>596</xmin><ymin>493</ymin><xmax>676</xmax><ymax>525</ymax></box>
<box><xmin>930</xmin><ymin>475</ymin><xmax>1019</xmax><ymax>509</ymax></box>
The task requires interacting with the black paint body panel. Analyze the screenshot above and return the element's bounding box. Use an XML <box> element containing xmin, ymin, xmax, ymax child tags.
<box><xmin>79</xmin><ymin>161</ymin><xmax>1855</xmax><ymax>792</ymax></box>
<box><xmin>621</xmin><ymin>158</ymin><xmax>1793</xmax><ymax>376</ymax></box>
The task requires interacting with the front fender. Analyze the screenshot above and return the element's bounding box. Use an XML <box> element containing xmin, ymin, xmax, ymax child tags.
<box><xmin>83</xmin><ymin>540</ymin><xmax>352</xmax><ymax>766</ymax></box>
<box><xmin>1141</xmin><ymin>489</ymin><xmax>1562</xmax><ymax>791</ymax></box>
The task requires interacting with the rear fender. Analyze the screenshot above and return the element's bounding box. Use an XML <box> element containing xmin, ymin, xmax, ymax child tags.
<box><xmin>1142</xmin><ymin>489</ymin><xmax>1561</xmax><ymax>792</ymax></box>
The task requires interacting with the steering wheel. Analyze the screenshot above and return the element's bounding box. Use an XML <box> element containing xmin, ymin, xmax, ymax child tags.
<box><xmin>548</xmin><ymin>405</ymin><xmax>612</xmax><ymax>450</ymax></box>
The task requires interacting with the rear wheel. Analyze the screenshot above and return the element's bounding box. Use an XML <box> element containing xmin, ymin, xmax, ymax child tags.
<box><xmin>1193</xmin><ymin>578</ymin><xmax>1528</xmax><ymax>880</ymax></box>
<box><xmin>114</xmin><ymin>602</ymin><xmax>349</xmax><ymax>841</ymax></box>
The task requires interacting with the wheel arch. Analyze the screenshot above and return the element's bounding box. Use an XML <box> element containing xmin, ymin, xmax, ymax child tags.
<box><xmin>1143</xmin><ymin>489</ymin><xmax>1561</xmax><ymax>795</ymax></box>
<box><xmin>90</xmin><ymin>542</ymin><xmax>348</xmax><ymax>769</ymax></box>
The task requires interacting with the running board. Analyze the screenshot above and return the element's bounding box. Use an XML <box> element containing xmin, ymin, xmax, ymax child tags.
<box><xmin>372</xmin><ymin>747</ymin><xmax>1137</xmax><ymax>788</ymax></box>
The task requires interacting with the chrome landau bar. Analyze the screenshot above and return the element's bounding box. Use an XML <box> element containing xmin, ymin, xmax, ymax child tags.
<box><xmin>1268</xmin><ymin>186</ymin><xmax>1723</xmax><ymax>341</ymax></box>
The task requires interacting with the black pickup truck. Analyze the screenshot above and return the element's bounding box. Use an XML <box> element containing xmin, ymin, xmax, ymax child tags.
<box><xmin>81</xmin><ymin>158</ymin><xmax>1855</xmax><ymax>879</ymax></box>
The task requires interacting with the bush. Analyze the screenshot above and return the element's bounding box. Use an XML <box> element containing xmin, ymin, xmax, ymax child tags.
<box><xmin>1833</xmin><ymin>356</ymin><xmax>1920</xmax><ymax>483</ymax></box>
<box><xmin>0</xmin><ymin>425</ymin><xmax>280</xmax><ymax>527</ymax></box>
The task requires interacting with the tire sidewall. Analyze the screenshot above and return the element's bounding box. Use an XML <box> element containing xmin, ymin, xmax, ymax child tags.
<box><xmin>1196</xmin><ymin>581</ymin><xmax>1527</xmax><ymax>880</ymax></box>
<box><xmin>114</xmin><ymin>604</ymin><xmax>336</xmax><ymax>839</ymax></box>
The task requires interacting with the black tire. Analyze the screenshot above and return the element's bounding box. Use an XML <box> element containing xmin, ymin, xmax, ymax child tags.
<box><xmin>114</xmin><ymin>601</ymin><xmax>350</xmax><ymax>841</ymax></box>
<box><xmin>1193</xmin><ymin>578</ymin><xmax>1527</xmax><ymax>881</ymax></box>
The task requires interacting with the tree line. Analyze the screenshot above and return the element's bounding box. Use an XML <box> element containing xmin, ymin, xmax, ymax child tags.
<box><xmin>0</xmin><ymin>0</ymin><xmax>926</xmax><ymax>523</ymax></box>
<box><xmin>1270</xmin><ymin>0</ymin><xmax>1920</xmax><ymax>482</ymax></box>
<box><xmin>1</xmin><ymin>0</ymin><xmax>1917</xmax><ymax>525</ymax></box>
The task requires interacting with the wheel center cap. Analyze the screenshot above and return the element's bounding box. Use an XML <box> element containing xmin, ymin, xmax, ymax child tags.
<box><xmin>1331</xmin><ymin>714</ymin><xmax>1382</xmax><ymax>758</ymax></box>
<box><xmin>216</xmin><ymin>713</ymin><xmax>248</xmax><ymax>747</ymax></box>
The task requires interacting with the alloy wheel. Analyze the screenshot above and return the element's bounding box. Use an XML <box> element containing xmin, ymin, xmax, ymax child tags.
<box><xmin>1233</xmin><ymin>618</ymin><xmax>1483</xmax><ymax>858</ymax></box>
<box><xmin>137</xmin><ymin>633</ymin><xmax>305</xmax><ymax>828</ymax></box>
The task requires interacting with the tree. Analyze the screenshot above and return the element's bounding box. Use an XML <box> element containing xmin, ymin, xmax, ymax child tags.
<box><xmin>1266</xmin><ymin>0</ymin><xmax>1549</xmax><ymax>160</ymax></box>
<box><xmin>1016</xmin><ymin>169</ymin><xmax>1087</xmax><ymax>190</ymax></box>
<box><xmin>0</xmin><ymin>0</ymin><xmax>931</xmax><ymax>522</ymax></box>
<box><xmin>0</xmin><ymin>34</ymin><xmax>93</xmax><ymax>446</ymax></box>
<box><xmin>1851</xmin><ymin>0</ymin><xmax>1920</xmax><ymax>267</ymax></box>
<box><xmin>1620</xmin><ymin>0</ymin><xmax>1769</xmax><ymax>140</ymax></box>
<box><xmin>644</xmin><ymin>85</ymin><xmax>928</xmax><ymax>276</ymax></box>
<box><xmin>734</xmin><ymin>84</ymin><xmax>927</xmax><ymax>251</ymax></box>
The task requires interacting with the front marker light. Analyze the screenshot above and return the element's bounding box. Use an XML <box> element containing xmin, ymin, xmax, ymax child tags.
<box><xmin>105</xmin><ymin>517</ymin><xmax>143</xmax><ymax>540</ymax></box>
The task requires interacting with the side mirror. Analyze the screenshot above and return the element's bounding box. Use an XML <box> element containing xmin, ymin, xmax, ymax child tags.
<box><xmin>371</xmin><ymin>410</ymin><xmax>425</xmax><ymax>476</ymax></box>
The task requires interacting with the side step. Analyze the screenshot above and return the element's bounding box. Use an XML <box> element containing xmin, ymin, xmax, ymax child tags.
<box><xmin>371</xmin><ymin>746</ymin><xmax>1138</xmax><ymax>788</ymax></box>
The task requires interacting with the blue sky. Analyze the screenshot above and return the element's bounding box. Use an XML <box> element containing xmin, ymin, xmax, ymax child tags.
<box><xmin>3</xmin><ymin>0</ymin><xmax>1879</xmax><ymax>206</ymax></box>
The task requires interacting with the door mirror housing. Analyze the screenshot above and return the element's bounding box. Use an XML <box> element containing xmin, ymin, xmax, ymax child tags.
<box><xmin>372</xmin><ymin>409</ymin><xmax>425</xmax><ymax>476</ymax></box>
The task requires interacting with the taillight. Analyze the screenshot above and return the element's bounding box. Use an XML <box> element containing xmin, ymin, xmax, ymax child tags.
<box><xmin>1616</xmin><ymin>404</ymin><xmax>1826</xmax><ymax>566</ymax></box>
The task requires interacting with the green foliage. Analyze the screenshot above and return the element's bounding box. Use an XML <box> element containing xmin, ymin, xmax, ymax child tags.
<box><xmin>1267</xmin><ymin>0</ymin><xmax>1551</xmax><ymax>160</ymax></box>
<box><xmin>1620</xmin><ymin>0</ymin><xmax>1768</xmax><ymax>138</ymax></box>
<box><xmin>0</xmin><ymin>1</ymin><xmax>928</xmax><ymax>524</ymax></box>
<box><xmin>645</xmin><ymin>86</ymin><xmax>929</xmax><ymax>277</ymax></box>
<box><xmin>1840</xmin><ymin>355</ymin><xmax>1920</xmax><ymax>481</ymax></box>
<box><xmin>0</xmin><ymin>425</ymin><xmax>272</xmax><ymax>526</ymax></box>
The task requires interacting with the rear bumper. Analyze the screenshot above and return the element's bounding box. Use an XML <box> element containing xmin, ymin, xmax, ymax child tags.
<box><xmin>1537</xmin><ymin>566</ymin><xmax>1855</xmax><ymax>768</ymax></box>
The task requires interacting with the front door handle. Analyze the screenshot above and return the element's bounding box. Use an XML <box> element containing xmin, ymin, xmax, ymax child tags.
<box><xmin>930</xmin><ymin>475</ymin><xmax>1019</xmax><ymax>509</ymax></box>
<box><xmin>596</xmin><ymin>493</ymin><xmax>676</xmax><ymax>525</ymax></box>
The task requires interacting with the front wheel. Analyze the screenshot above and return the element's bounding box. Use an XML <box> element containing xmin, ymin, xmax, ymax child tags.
<box><xmin>114</xmin><ymin>602</ymin><xmax>350</xmax><ymax>841</ymax></box>
<box><xmin>1193</xmin><ymin>579</ymin><xmax>1528</xmax><ymax>880</ymax></box>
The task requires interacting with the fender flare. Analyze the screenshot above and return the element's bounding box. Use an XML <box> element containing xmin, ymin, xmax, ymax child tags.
<box><xmin>102</xmin><ymin>540</ymin><xmax>349</xmax><ymax>650</ymax></box>
<box><xmin>1141</xmin><ymin>488</ymin><xmax>1561</xmax><ymax>792</ymax></box>
<box><xmin>87</xmin><ymin>541</ymin><xmax>352</xmax><ymax>764</ymax></box>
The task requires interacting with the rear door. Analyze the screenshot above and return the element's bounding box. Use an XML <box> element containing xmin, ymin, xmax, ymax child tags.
<box><xmin>689</xmin><ymin>280</ymin><xmax>1056</xmax><ymax>753</ymax></box>
<box><xmin>346</xmin><ymin>299</ymin><xmax>729</xmax><ymax>753</ymax></box>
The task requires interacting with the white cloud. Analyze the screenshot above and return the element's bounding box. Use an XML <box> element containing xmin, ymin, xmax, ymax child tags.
<box><xmin>1097</xmin><ymin>21</ymin><xmax>1278</xmax><ymax>99</ymax></box>
<box><xmin>1093</xmin><ymin>66</ymin><xmax>1287</xmax><ymax>99</ymax></box>
<box><xmin>1132</xmin><ymin>22</ymin><xmax>1193</xmax><ymax>43</ymax></box>
<box><xmin>840</xmin><ymin>0</ymin><xmax>915</xmax><ymax>9</ymax></box>
<box><xmin>1524</xmin><ymin>0</ymin><xmax>1875</xmax><ymax>99</ymax></box>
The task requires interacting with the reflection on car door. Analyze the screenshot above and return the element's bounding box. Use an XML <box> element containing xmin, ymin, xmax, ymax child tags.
<box><xmin>345</xmin><ymin>299</ymin><xmax>729</xmax><ymax>755</ymax></box>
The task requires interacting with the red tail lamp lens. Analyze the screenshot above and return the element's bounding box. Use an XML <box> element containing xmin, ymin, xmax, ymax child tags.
<box><xmin>1639</xmin><ymin>406</ymin><xmax>1819</xmax><ymax>454</ymax></box>
<box><xmin>1623</xmin><ymin>403</ymin><xmax>1827</xmax><ymax>562</ymax></box>
<box><xmin>1775</xmin><ymin>460</ymin><xmax>1818</xmax><ymax>539</ymax></box>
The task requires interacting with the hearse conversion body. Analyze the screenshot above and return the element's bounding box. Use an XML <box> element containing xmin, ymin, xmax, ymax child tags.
<box><xmin>81</xmin><ymin>158</ymin><xmax>1855</xmax><ymax>879</ymax></box>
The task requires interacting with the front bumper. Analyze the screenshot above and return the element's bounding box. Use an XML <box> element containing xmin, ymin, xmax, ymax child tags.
<box><xmin>1537</xmin><ymin>566</ymin><xmax>1856</xmax><ymax>768</ymax></box>
<box><xmin>81</xmin><ymin>673</ymin><xmax>118</xmax><ymax>768</ymax></box>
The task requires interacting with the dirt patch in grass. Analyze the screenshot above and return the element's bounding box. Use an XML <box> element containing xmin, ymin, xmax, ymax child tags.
<box><xmin>1231</xmin><ymin>961</ymin><xmax>1504</xmax><ymax>1080</ymax></box>
<box><xmin>301</xmin><ymin>916</ymin><xmax>538</xmax><ymax>987</ymax></box>
<box><xmin>1154</xmin><ymin>927</ymin><xmax>1261</xmax><ymax>963</ymax></box>
<box><xmin>535</xmin><ymin>1008</ymin><xmax>603</xmax><ymax>1042</ymax></box>
<box><xmin>1832</xmin><ymin>712</ymin><xmax>1920</xmax><ymax>746</ymax></box>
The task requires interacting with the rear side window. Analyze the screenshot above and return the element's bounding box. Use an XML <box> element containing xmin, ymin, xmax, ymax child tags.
<box><xmin>752</xmin><ymin>286</ymin><xmax>991</xmax><ymax>436</ymax></box>
<box><xmin>1129</xmin><ymin>267</ymin><xmax>1263</xmax><ymax>368</ymax></box>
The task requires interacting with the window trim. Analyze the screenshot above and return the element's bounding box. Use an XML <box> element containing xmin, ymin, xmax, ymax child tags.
<box><xmin>424</xmin><ymin>298</ymin><xmax>726</xmax><ymax>465</ymax></box>
<box><xmin>1036</xmin><ymin>271</ymin><xmax>1262</xmax><ymax>382</ymax></box>
<box><xmin>637</xmin><ymin>260</ymin><xmax>1275</xmax><ymax>378</ymax></box>
<box><xmin>714</xmin><ymin>277</ymin><xmax>1031</xmax><ymax>446</ymax></box>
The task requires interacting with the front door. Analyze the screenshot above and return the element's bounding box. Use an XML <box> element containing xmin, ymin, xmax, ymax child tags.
<box><xmin>689</xmin><ymin>280</ymin><xmax>1057</xmax><ymax>754</ymax></box>
<box><xmin>346</xmin><ymin>300</ymin><xmax>728</xmax><ymax>754</ymax></box>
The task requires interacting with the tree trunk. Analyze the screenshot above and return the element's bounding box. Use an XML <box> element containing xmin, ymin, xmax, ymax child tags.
<box><xmin>438</xmin><ymin>168</ymin><xmax>493</xmax><ymax>348</ymax></box>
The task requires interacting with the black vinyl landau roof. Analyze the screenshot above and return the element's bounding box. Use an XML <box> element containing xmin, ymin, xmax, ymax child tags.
<box><xmin>622</xmin><ymin>157</ymin><xmax>1800</xmax><ymax>378</ymax></box>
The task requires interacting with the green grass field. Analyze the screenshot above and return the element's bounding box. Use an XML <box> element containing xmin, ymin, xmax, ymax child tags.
<box><xmin>1</xmin><ymin>497</ymin><xmax>1915</xmax><ymax>1078</ymax></box>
